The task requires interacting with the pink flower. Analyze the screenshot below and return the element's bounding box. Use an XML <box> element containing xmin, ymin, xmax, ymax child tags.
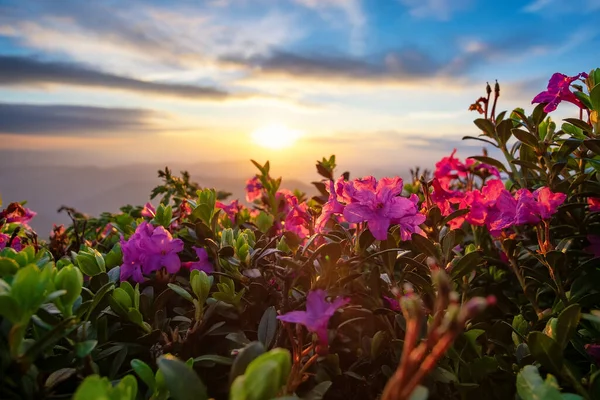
<box><xmin>216</xmin><ymin>200</ymin><xmax>240</xmax><ymax>224</ymax></box>
<box><xmin>532</xmin><ymin>72</ymin><xmax>588</xmax><ymax>113</ymax></box>
<box><xmin>462</xmin><ymin>158</ymin><xmax>501</xmax><ymax>179</ymax></box>
<box><xmin>514</xmin><ymin>189</ymin><xmax>540</xmax><ymax>226</ymax></box>
<box><xmin>431</xmin><ymin>178</ymin><xmax>464</xmax><ymax>216</ymax></box>
<box><xmin>588</xmin><ymin>198</ymin><xmax>600</xmax><ymax>212</ymax></box>
<box><xmin>284</xmin><ymin>195</ymin><xmax>311</xmax><ymax>239</ymax></box>
<box><xmin>277</xmin><ymin>289</ymin><xmax>350</xmax><ymax>347</ymax></box>
<box><xmin>316</xmin><ymin>180</ymin><xmax>345</xmax><ymax>232</ymax></box>
<box><xmin>0</xmin><ymin>203</ymin><xmax>36</xmax><ymax>228</ymax></box>
<box><xmin>182</xmin><ymin>246</ymin><xmax>214</xmax><ymax>273</ymax></box>
<box><xmin>383</xmin><ymin>296</ymin><xmax>401</xmax><ymax>311</ymax></box>
<box><xmin>141</xmin><ymin>202</ymin><xmax>156</xmax><ymax>218</ymax></box>
<box><xmin>0</xmin><ymin>233</ymin><xmax>22</xmax><ymax>251</ymax></box>
<box><xmin>435</xmin><ymin>149</ymin><xmax>465</xmax><ymax>188</ymax></box>
<box><xmin>533</xmin><ymin>187</ymin><xmax>566</xmax><ymax>219</ymax></box>
<box><xmin>585</xmin><ymin>235</ymin><xmax>600</xmax><ymax>258</ymax></box>
<box><xmin>245</xmin><ymin>176</ymin><xmax>263</xmax><ymax>202</ymax></box>
<box><xmin>343</xmin><ymin>176</ymin><xmax>422</xmax><ymax>240</ymax></box>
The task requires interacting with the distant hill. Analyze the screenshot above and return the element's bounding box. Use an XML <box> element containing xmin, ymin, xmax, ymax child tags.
<box><xmin>0</xmin><ymin>162</ymin><xmax>315</xmax><ymax>236</ymax></box>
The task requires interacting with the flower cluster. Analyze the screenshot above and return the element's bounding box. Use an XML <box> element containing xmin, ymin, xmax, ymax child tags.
<box><xmin>245</xmin><ymin>176</ymin><xmax>263</xmax><ymax>202</ymax></box>
<box><xmin>434</xmin><ymin>148</ymin><xmax>500</xmax><ymax>190</ymax></box>
<box><xmin>120</xmin><ymin>222</ymin><xmax>184</xmax><ymax>282</ymax></box>
<box><xmin>317</xmin><ymin>176</ymin><xmax>425</xmax><ymax>241</ymax></box>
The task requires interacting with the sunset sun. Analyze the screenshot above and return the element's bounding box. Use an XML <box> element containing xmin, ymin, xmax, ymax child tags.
<box><xmin>251</xmin><ymin>124</ymin><xmax>301</xmax><ymax>149</ymax></box>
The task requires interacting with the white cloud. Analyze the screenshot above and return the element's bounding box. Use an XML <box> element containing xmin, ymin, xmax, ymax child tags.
<box><xmin>398</xmin><ymin>0</ymin><xmax>472</xmax><ymax>21</ymax></box>
<box><xmin>293</xmin><ymin>0</ymin><xmax>366</xmax><ymax>54</ymax></box>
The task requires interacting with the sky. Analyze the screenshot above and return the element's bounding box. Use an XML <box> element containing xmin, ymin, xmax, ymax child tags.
<box><xmin>1</xmin><ymin>0</ymin><xmax>599</xmax><ymax>181</ymax></box>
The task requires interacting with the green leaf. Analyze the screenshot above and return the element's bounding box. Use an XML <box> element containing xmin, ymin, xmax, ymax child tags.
<box><xmin>167</xmin><ymin>283</ymin><xmax>194</xmax><ymax>302</ymax></box>
<box><xmin>73</xmin><ymin>375</ymin><xmax>111</xmax><ymax>400</ymax></box>
<box><xmin>303</xmin><ymin>381</ymin><xmax>332</xmax><ymax>400</ymax></box>
<box><xmin>563</xmin><ymin>118</ymin><xmax>592</xmax><ymax>133</ymax></box>
<box><xmin>467</xmin><ymin>156</ymin><xmax>508</xmax><ymax>173</ymax></box>
<box><xmin>192</xmin><ymin>354</ymin><xmax>234</xmax><ymax>366</ymax></box>
<box><xmin>45</xmin><ymin>368</ymin><xmax>77</xmax><ymax>390</ymax></box>
<box><xmin>112</xmin><ymin>287</ymin><xmax>132</xmax><ymax>309</ymax></box>
<box><xmin>0</xmin><ymin>257</ymin><xmax>19</xmax><ymax>276</ymax></box>
<box><xmin>555</xmin><ymin>304</ymin><xmax>581</xmax><ymax>350</ymax></box>
<box><xmin>230</xmin><ymin>341</ymin><xmax>266</xmax><ymax>385</ymax></box>
<box><xmin>111</xmin><ymin>375</ymin><xmax>138</xmax><ymax>400</ymax></box>
<box><xmin>589</xmin><ymin>83</ymin><xmax>600</xmax><ymax>111</ymax></box>
<box><xmin>411</xmin><ymin>233</ymin><xmax>440</xmax><ymax>261</ymax></box>
<box><xmin>450</xmin><ymin>251</ymin><xmax>483</xmax><ymax>280</ymax></box>
<box><xmin>474</xmin><ymin>118</ymin><xmax>496</xmax><ymax>136</ymax></box>
<box><xmin>512</xmin><ymin>128</ymin><xmax>539</xmax><ymax>148</ymax></box>
<box><xmin>408</xmin><ymin>385</ymin><xmax>429</xmax><ymax>400</ymax></box>
<box><xmin>75</xmin><ymin>340</ymin><xmax>98</xmax><ymax>358</ymax></box>
<box><xmin>157</xmin><ymin>355</ymin><xmax>208</xmax><ymax>400</ymax></box>
<box><xmin>516</xmin><ymin>365</ymin><xmax>562</xmax><ymax>400</ymax></box>
<box><xmin>528</xmin><ymin>332</ymin><xmax>563</xmax><ymax>375</ymax></box>
<box><xmin>131</xmin><ymin>359</ymin><xmax>156</xmax><ymax>391</ymax></box>
<box><xmin>257</xmin><ymin>306</ymin><xmax>278</xmax><ymax>348</ymax></box>
<box><xmin>0</xmin><ymin>294</ymin><xmax>22</xmax><ymax>323</ymax></box>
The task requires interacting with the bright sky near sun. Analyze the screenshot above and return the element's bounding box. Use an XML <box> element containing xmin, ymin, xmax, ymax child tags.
<box><xmin>1</xmin><ymin>0</ymin><xmax>599</xmax><ymax>179</ymax></box>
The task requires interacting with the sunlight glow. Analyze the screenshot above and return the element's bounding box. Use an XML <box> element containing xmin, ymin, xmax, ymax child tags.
<box><xmin>251</xmin><ymin>124</ymin><xmax>301</xmax><ymax>149</ymax></box>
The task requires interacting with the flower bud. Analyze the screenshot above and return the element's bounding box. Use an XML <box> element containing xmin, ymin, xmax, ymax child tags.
<box><xmin>486</xmin><ymin>82</ymin><xmax>492</xmax><ymax>95</ymax></box>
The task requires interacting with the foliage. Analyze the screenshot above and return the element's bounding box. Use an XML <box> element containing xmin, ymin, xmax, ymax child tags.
<box><xmin>1</xmin><ymin>68</ymin><xmax>600</xmax><ymax>400</ymax></box>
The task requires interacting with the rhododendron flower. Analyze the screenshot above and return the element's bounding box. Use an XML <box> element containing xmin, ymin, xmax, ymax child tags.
<box><xmin>343</xmin><ymin>176</ymin><xmax>423</xmax><ymax>240</ymax></box>
<box><xmin>383</xmin><ymin>296</ymin><xmax>401</xmax><ymax>311</ymax></box>
<box><xmin>245</xmin><ymin>176</ymin><xmax>263</xmax><ymax>202</ymax></box>
<box><xmin>462</xmin><ymin>158</ymin><xmax>501</xmax><ymax>179</ymax></box>
<box><xmin>183</xmin><ymin>246</ymin><xmax>214</xmax><ymax>273</ymax></box>
<box><xmin>514</xmin><ymin>189</ymin><xmax>541</xmax><ymax>226</ymax></box>
<box><xmin>120</xmin><ymin>222</ymin><xmax>184</xmax><ymax>282</ymax></box>
<box><xmin>0</xmin><ymin>203</ymin><xmax>36</xmax><ymax>228</ymax></box>
<box><xmin>0</xmin><ymin>233</ymin><xmax>22</xmax><ymax>251</ymax></box>
<box><xmin>141</xmin><ymin>202</ymin><xmax>156</xmax><ymax>218</ymax></box>
<box><xmin>216</xmin><ymin>200</ymin><xmax>240</xmax><ymax>223</ymax></box>
<box><xmin>435</xmin><ymin>149</ymin><xmax>465</xmax><ymax>188</ymax></box>
<box><xmin>284</xmin><ymin>195</ymin><xmax>311</xmax><ymax>239</ymax></box>
<box><xmin>532</xmin><ymin>72</ymin><xmax>588</xmax><ymax>113</ymax></box>
<box><xmin>277</xmin><ymin>289</ymin><xmax>349</xmax><ymax>347</ymax></box>
<box><xmin>585</xmin><ymin>235</ymin><xmax>600</xmax><ymax>258</ymax></box>
<box><xmin>585</xmin><ymin>343</ymin><xmax>600</xmax><ymax>364</ymax></box>
<box><xmin>431</xmin><ymin>178</ymin><xmax>464</xmax><ymax>216</ymax></box>
<box><xmin>533</xmin><ymin>187</ymin><xmax>566</xmax><ymax>219</ymax></box>
<box><xmin>316</xmin><ymin>180</ymin><xmax>345</xmax><ymax>232</ymax></box>
<box><xmin>588</xmin><ymin>198</ymin><xmax>600</xmax><ymax>212</ymax></box>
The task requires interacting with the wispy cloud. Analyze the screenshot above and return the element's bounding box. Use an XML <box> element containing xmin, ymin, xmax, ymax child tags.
<box><xmin>293</xmin><ymin>0</ymin><xmax>366</xmax><ymax>53</ymax></box>
<box><xmin>522</xmin><ymin>0</ymin><xmax>600</xmax><ymax>13</ymax></box>
<box><xmin>0</xmin><ymin>103</ymin><xmax>163</xmax><ymax>136</ymax></box>
<box><xmin>398</xmin><ymin>0</ymin><xmax>472</xmax><ymax>20</ymax></box>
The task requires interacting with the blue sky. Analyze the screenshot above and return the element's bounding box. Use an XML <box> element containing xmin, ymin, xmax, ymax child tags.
<box><xmin>0</xmin><ymin>0</ymin><xmax>598</xmax><ymax>179</ymax></box>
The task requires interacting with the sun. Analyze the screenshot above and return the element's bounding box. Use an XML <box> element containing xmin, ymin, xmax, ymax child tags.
<box><xmin>251</xmin><ymin>124</ymin><xmax>301</xmax><ymax>150</ymax></box>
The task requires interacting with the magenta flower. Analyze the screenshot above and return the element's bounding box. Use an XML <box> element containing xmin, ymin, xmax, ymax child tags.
<box><xmin>462</xmin><ymin>158</ymin><xmax>501</xmax><ymax>179</ymax></box>
<box><xmin>316</xmin><ymin>180</ymin><xmax>345</xmax><ymax>232</ymax></box>
<box><xmin>343</xmin><ymin>176</ymin><xmax>423</xmax><ymax>240</ymax></box>
<box><xmin>383</xmin><ymin>296</ymin><xmax>401</xmax><ymax>312</ymax></box>
<box><xmin>277</xmin><ymin>289</ymin><xmax>350</xmax><ymax>347</ymax></box>
<box><xmin>533</xmin><ymin>187</ymin><xmax>566</xmax><ymax>219</ymax></box>
<box><xmin>119</xmin><ymin>222</ymin><xmax>184</xmax><ymax>282</ymax></box>
<box><xmin>585</xmin><ymin>343</ymin><xmax>600</xmax><ymax>364</ymax></box>
<box><xmin>182</xmin><ymin>246</ymin><xmax>214</xmax><ymax>273</ymax></box>
<box><xmin>0</xmin><ymin>233</ymin><xmax>22</xmax><ymax>251</ymax></box>
<box><xmin>245</xmin><ymin>176</ymin><xmax>263</xmax><ymax>202</ymax></box>
<box><xmin>514</xmin><ymin>189</ymin><xmax>541</xmax><ymax>226</ymax></box>
<box><xmin>434</xmin><ymin>149</ymin><xmax>465</xmax><ymax>189</ymax></box>
<box><xmin>0</xmin><ymin>203</ymin><xmax>36</xmax><ymax>228</ymax></box>
<box><xmin>588</xmin><ymin>198</ymin><xmax>600</xmax><ymax>212</ymax></box>
<box><xmin>141</xmin><ymin>202</ymin><xmax>156</xmax><ymax>218</ymax></box>
<box><xmin>284</xmin><ymin>195</ymin><xmax>311</xmax><ymax>239</ymax></box>
<box><xmin>431</xmin><ymin>178</ymin><xmax>464</xmax><ymax>217</ymax></box>
<box><xmin>216</xmin><ymin>200</ymin><xmax>240</xmax><ymax>224</ymax></box>
<box><xmin>532</xmin><ymin>72</ymin><xmax>588</xmax><ymax>113</ymax></box>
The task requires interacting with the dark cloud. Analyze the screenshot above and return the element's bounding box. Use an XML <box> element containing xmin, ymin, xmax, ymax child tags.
<box><xmin>224</xmin><ymin>49</ymin><xmax>443</xmax><ymax>82</ymax></box>
<box><xmin>0</xmin><ymin>103</ymin><xmax>160</xmax><ymax>135</ymax></box>
<box><xmin>0</xmin><ymin>55</ymin><xmax>231</xmax><ymax>100</ymax></box>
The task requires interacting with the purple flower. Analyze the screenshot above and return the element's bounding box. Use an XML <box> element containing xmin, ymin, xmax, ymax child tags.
<box><xmin>1</xmin><ymin>203</ymin><xmax>36</xmax><ymax>228</ymax></box>
<box><xmin>316</xmin><ymin>180</ymin><xmax>345</xmax><ymax>232</ymax></box>
<box><xmin>216</xmin><ymin>200</ymin><xmax>239</xmax><ymax>224</ymax></box>
<box><xmin>532</xmin><ymin>72</ymin><xmax>588</xmax><ymax>113</ymax></box>
<box><xmin>183</xmin><ymin>246</ymin><xmax>214</xmax><ymax>273</ymax></box>
<box><xmin>343</xmin><ymin>176</ymin><xmax>424</xmax><ymax>240</ymax></box>
<box><xmin>119</xmin><ymin>222</ymin><xmax>184</xmax><ymax>282</ymax></box>
<box><xmin>284</xmin><ymin>195</ymin><xmax>311</xmax><ymax>239</ymax></box>
<box><xmin>245</xmin><ymin>176</ymin><xmax>263</xmax><ymax>202</ymax></box>
<box><xmin>0</xmin><ymin>233</ymin><xmax>22</xmax><ymax>251</ymax></box>
<box><xmin>383</xmin><ymin>296</ymin><xmax>401</xmax><ymax>311</ymax></box>
<box><xmin>141</xmin><ymin>202</ymin><xmax>156</xmax><ymax>218</ymax></box>
<box><xmin>277</xmin><ymin>289</ymin><xmax>349</xmax><ymax>347</ymax></box>
<box><xmin>585</xmin><ymin>343</ymin><xmax>600</xmax><ymax>364</ymax></box>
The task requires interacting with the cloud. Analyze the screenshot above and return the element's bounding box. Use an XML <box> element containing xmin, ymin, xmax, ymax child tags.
<box><xmin>0</xmin><ymin>55</ymin><xmax>234</xmax><ymax>100</ymax></box>
<box><xmin>224</xmin><ymin>48</ymin><xmax>444</xmax><ymax>84</ymax></box>
<box><xmin>523</xmin><ymin>0</ymin><xmax>600</xmax><ymax>13</ymax></box>
<box><xmin>398</xmin><ymin>0</ymin><xmax>473</xmax><ymax>21</ymax></box>
<box><xmin>292</xmin><ymin>0</ymin><xmax>366</xmax><ymax>53</ymax></box>
<box><xmin>0</xmin><ymin>103</ymin><xmax>163</xmax><ymax>136</ymax></box>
